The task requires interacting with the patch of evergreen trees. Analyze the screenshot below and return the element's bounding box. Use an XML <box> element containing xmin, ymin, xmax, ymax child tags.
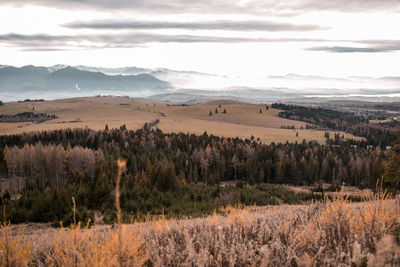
<box><xmin>272</xmin><ymin>103</ymin><xmax>399</xmax><ymax>147</ymax></box>
<box><xmin>0</xmin><ymin>112</ymin><xmax>57</xmax><ymax>123</ymax></box>
<box><xmin>0</xmin><ymin>127</ymin><xmax>395</xmax><ymax>224</ymax></box>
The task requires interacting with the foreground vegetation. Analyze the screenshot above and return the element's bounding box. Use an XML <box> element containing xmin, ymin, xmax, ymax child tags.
<box><xmin>2</xmin><ymin>192</ymin><xmax>399</xmax><ymax>266</ymax></box>
<box><xmin>3</xmin><ymin>181</ymin><xmax>319</xmax><ymax>225</ymax></box>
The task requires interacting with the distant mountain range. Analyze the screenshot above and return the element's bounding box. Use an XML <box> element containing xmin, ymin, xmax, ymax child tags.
<box><xmin>47</xmin><ymin>65</ymin><xmax>152</xmax><ymax>76</ymax></box>
<box><xmin>0</xmin><ymin>64</ymin><xmax>399</xmax><ymax>103</ymax></box>
<box><xmin>0</xmin><ymin>65</ymin><xmax>171</xmax><ymax>94</ymax></box>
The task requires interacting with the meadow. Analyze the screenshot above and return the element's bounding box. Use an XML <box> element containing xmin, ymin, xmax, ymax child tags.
<box><xmin>0</xmin><ymin>96</ymin><xmax>360</xmax><ymax>144</ymax></box>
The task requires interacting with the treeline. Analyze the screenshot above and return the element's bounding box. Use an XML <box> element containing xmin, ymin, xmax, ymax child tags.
<box><xmin>18</xmin><ymin>99</ymin><xmax>45</xmax><ymax>103</ymax></box>
<box><xmin>363</xmin><ymin>102</ymin><xmax>400</xmax><ymax>112</ymax></box>
<box><xmin>0</xmin><ymin>112</ymin><xmax>57</xmax><ymax>123</ymax></box>
<box><xmin>345</xmin><ymin>122</ymin><xmax>400</xmax><ymax>147</ymax></box>
<box><xmin>0</xmin><ymin>129</ymin><xmax>318</xmax><ymax>223</ymax></box>
<box><xmin>272</xmin><ymin>103</ymin><xmax>366</xmax><ymax>127</ymax></box>
<box><xmin>383</xmin><ymin>138</ymin><xmax>400</xmax><ymax>192</ymax></box>
<box><xmin>4</xmin><ymin>143</ymin><xmax>104</xmax><ymax>193</ymax></box>
<box><xmin>0</xmin><ymin>127</ymin><xmax>388</xmax><ymax>189</ymax></box>
<box><xmin>272</xmin><ymin>103</ymin><xmax>399</xmax><ymax>147</ymax></box>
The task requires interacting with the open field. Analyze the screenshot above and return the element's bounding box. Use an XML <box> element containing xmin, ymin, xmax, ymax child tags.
<box><xmin>0</xmin><ymin>97</ymin><xmax>161</xmax><ymax>135</ymax></box>
<box><xmin>0</xmin><ymin>96</ymin><xmax>362</xmax><ymax>143</ymax></box>
<box><xmin>5</xmin><ymin>195</ymin><xmax>400</xmax><ymax>266</ymax></box>
<box><xmin>284</xmin><ymin>183</ymin><xmax>373</xmax><ymax>198</ymax></box>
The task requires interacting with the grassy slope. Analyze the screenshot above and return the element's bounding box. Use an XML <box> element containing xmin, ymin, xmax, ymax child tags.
<box><xmin>0</xmin><ymin>97</ymin><xmax>361</xmax><ymax>143</ymax></box>
<box><xmin>146</xmin><ymin>101</ymin><xmax>361</xmax><ymax>143</ymax></box>
<box><xmin>0</xmin><ymin>97</ymin><xmax>160</xmax><ymax>134</ymax></box>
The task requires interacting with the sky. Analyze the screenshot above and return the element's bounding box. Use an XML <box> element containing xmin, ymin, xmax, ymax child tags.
<box><xmin>0</xmin><ymin>0</ymin><xmax>400</xmax><ymax>79</ymax></box>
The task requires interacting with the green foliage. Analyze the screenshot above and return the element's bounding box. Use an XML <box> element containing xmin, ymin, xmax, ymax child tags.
<box><xmin>0</xmin><ymin>127</ymin><xmax>393</xmax><ymax>224</ymax></box>
<box><xmin>383</xmin><ymin>136</ymin><xmax>400</xmax><ymax>192</ymax></box>
<box><xmin>272</xmin><ymin>102</ymin><xmax>399</xmax><ymax>147</ymax></box>
<box><xmin>3</xmin><ymin>177</ymin><xmax>317</xmax><ymax>224</ymax></box>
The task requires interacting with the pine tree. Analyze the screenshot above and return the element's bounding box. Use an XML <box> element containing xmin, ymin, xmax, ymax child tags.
<box><xmin>231</xmin><ymin>154</ymin><xmax>239</xmax><ymax>181</ymax></box>
<box><xmin>383</xmin><ymin>138</ymin><xmax>400</xmax><ymax>192</ymax></box>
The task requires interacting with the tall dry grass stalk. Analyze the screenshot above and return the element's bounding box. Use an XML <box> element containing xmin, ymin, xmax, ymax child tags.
<box><xmin>116</xmin><ymin>159</ymin><xmax>125</xmax><ymax>267</ymax></box>
<box><xmin>110</xmin><ymin>158</ymin><xmax>148</xmax><ymax>267</ymax></box>
<box><xmin>116</xmin><ymin>159</ymin><xmax>126</xmax><ymax>226</ymax></box>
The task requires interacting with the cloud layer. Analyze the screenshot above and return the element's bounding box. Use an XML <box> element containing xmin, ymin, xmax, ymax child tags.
<box><xmin>1</xmin><ymin>0</ymin><xmax>399</xmax><ymax>54</ymax></box>
<box><xmin>3</xmin><ymin>0</ymin><xmax>400</xmax><ymax>14</ymax></box>
<box><xmin>64</xmin><ymin>20</ymin><xmax>325</xmax><ymax>32</ymax></box>
<box><xmin>306</xmin><ymin>46</ymin><xmax>398</xmax><ymax>53</ymax></box>
<box><xmin>0</xmin><ymin>33</ymin><xmax>323</xmax><ymax>50</ymax></box>
<box><xmin>2</xmin><ymin>32</ymin><xmax>400</xmax><ymax>54</ymax></box>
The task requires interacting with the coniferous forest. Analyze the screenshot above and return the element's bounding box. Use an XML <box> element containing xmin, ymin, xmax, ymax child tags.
<box><xmin>0</xmin><ymin>124</ymin><xmax>399</xmax><ymax>225</ymax></box>
<box><xmin>272</xmin><ymin>103</ymin><xmax>400</xmax><ymax>147</ymax></box>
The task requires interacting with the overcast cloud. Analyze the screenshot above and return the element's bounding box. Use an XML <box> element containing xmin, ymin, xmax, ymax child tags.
<box><xmin>2</xmin><ymin>0</ymin><xmax>400</xmax><ymax>14</ymax></box>
<box><xmin>307</xmin><ymin>46</ymin><xmax>400</xmax><ymax>53</ymax></box>
<box><xmin>2</xmin><ymin>32</ymin><xmax>400</xmax><ymax>54</ymax></box>
<box><xmin>64</xmin><ymin>20</ymin><xmax>325</xmax><ymax>32</ymax></box>
<box><xmin>0</xmin><ymin>33</ymin><xmax>325</xmax><ymax>49</ymax></box>
<box><xmin>0</xmin><ymin>0</ymin><xmax>399</xmax><ymax>78</ymax></box>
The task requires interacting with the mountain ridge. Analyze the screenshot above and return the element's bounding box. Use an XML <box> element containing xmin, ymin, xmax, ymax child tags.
<box><xmin>0</xmin><ymin>65</ymin><xmax>171</xmax><ymax>94</ymax></box>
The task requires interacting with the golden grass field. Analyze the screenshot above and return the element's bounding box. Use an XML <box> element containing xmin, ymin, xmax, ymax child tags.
<box><xmin>3</xmin><ymin>193</ymin><xmax>400</xmax><ymax>266</ymax></box>
<box><xmin>0</xmin><ymin>96</ymin><xmax>362</xmax><ymax>143</ymax></box>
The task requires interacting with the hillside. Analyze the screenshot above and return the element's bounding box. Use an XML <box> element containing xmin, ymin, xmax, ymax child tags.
<box><xmin>0</xmin><ymin>96</ymin><xmax>360</xmax><ymax>143</ymax></box>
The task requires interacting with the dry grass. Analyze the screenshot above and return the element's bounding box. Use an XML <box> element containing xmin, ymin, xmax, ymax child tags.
<box><xmin>146</xmin><ymin>102</ymin><xmax>361</xmax><ymax>143</ymax></box>
<box><xmin>157</xmin><ymin>117</ymin><xmax>359</xmax><ymax>144</ymax></box>
<box><xmin>39</xmin><ymin>222</ymin><xmax>147</xmax><ymax>267</ymax></box>
<box><xmin>150</xmin><ymin>103</ymin><xmax>299</xmax><ymax>128</ymax></box>
<box><xmin>0</xmin><ymin>97</ymin><xmax>361</xmax><ymax>144</ymax></box>
<box><xmin>0</xmin><ymin>97</ymin><xmax>161</xmax><ymax>135</ymax></box>
<box><xmin>0</xmin><ymin>221</ymin><xmax>32</xmax><ymax>266</ymax></box>
<box><xmin>2</xmin><ymin>193</ymin><xmax>399</xmax><ymax>266</ymax></box>
<box><xmin>285</xmin><ymin>184</ymin><xmax>373</xmax><ymax>198</ymax></box>
<box><xmin>26</xmin><ymin>219</ymin><xmax>147</xmax><ymax>267</ymax></box>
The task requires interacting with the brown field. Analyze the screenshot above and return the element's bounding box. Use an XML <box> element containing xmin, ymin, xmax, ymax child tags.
<box><xmin>0</xmin><ymin>96</ymin><xmax>362</xmax><ymax>143</ymax></box>
<box><xmin>0</xmin><ymin>97</ymin><xmax>161</xmax><ymax>135</ymax></box>
<box><xmin>284</xmin><ymin>183</ymin><xmax>373</xmax><ymax>198</ymax></box>
<box><xmin>4</xmin><ymin>194</ymin><xmax>400</xmax><ymax>266</ymax></box>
